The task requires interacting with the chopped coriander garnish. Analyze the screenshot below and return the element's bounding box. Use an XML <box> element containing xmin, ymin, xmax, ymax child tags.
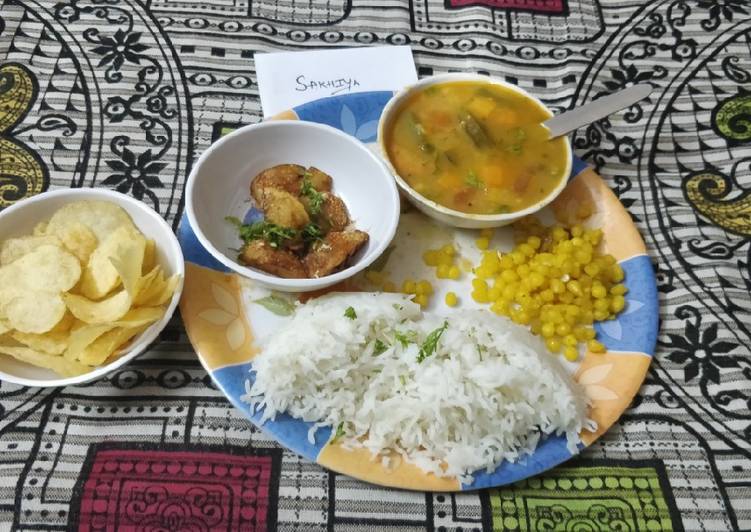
<box><xmin>476</xmin><ymin>343</ymin><xmax>487</xmax><ymax>359</ymax></box>
<box><xmin>225</xmin><ymin>215</ymin><xmax>243</xmax><ymax>227</ymax></box>
<box><xmin>465</xmin><ymin>170</ymin><xmax>484</xmax><ymax>189</ymax></box>
<box><xmin>417</xmin><ymin>320</ymin><xmax>448</xmax><ymax>363</ymax></box>
<box><xmin>225</xmin><ymin>217</ymin><xmax>297</xmax><ymax>249</ymax></box>
<box><xmin>301</xmin><ymin>222</ymin><xmax>323</xmax><ymax>243</ymax></box>
<box><xmin>301</xmin><ymin>177</ymin><xmax>325</xmax><ymax>215</ymax></box>
<box><xmin>344</xmin><ymin>306</ymin><xmax>357</xmax><ymax>320</ymax></box>
<box><xmin>333</xmin><ymin>422</ymin><xmax>345</xmax><ymax>441</ymax></box>
<box><xmin>373</xmin><ymin>339</ymin><xmax>389</xmax><ymax>356</ymax></box>
<box><xmin>394</xmin><ymin>330</ymin><xmax>417</xmax><ymax>348</ymax></box>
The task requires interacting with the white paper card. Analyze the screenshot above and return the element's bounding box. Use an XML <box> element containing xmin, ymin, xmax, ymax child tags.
<box><xmin>255</xmin><ymin>46</ymin><xmax>417</xmax><ymax>118</ymax></box>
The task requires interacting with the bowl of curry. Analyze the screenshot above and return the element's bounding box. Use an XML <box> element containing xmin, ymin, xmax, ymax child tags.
<box><xmin>378</xmin><ymin>74</ymin><xmax>572</xmax><ymax>228</ymax></box>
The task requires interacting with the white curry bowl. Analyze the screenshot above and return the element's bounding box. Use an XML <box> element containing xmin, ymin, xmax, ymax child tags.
<box><xmin>377</xmin><ymin>73</ymin><xmax>572</xmax><ymax>229</ymax></box>
<box><xmin>0</xmin><ymin>188</ymin><xmax>184</xmax><ymax>388</ymax></box>
<box><xmin>185</xmin><ymin>120</ymin><xmax>400</xmax><ymax>292</ymax></box>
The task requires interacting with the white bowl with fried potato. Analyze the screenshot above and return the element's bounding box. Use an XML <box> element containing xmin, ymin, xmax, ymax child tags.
<box><xmin>0</xmin><ymin>188</ymin><xmax>184</xmax><ymax>388</ymax></box>
<box><xmin>185</xmin><ymin>120</ymin><xmax>400</xmax><ymax>292</ymax></box>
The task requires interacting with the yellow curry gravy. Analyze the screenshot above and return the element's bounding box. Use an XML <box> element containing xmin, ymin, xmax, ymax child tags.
<box><xmin>385</xmin><ymin>81</ymin><xmax>568</xmax><ymax>215</ymax></box>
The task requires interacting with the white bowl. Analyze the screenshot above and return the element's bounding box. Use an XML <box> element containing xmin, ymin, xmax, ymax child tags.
<box><xmin>377</xmin><ymin>73</ymin><xmax>573</xmax><ymax>229</ymax></box>
<box><xmin>0</xmin><ymin>188</ymin><xmax>184</xmax><ymax>388</ymax></box>
<box><xmin>185</xmin><ymin>120</ymin><xmax>400</xmax><ymax>292</ymax></box>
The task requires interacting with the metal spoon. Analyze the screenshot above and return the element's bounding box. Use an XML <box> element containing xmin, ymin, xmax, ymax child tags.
<box><xmin>543</xmin><ymin>84</ymin><xmax>653</xmax><ymax>139</ymax></box>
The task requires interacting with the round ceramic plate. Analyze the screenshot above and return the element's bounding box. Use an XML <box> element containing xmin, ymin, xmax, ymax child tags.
<box><xmin>178</xmin><ymin>91</ymin><xmax>658</xmax><ymax>491</ymax></box>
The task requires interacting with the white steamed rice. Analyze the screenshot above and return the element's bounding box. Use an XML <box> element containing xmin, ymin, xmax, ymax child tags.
<box><xmin>242</xmin><ymin>292</ymin><xmax>591</xmax><ymax>482</ymax></box>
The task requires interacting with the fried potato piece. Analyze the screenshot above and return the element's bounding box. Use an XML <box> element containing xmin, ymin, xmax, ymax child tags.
<box><xmin>260</xmin><ymin>188</ymin><xmax>310</xmax><ymax>229</ymax></box>
<box><xmin>304</xmin><ymin>230</ymin><xmax>369</xmax><ymax>278</ymax></box>
<box><xmin>305</xmin><ymin>167</ymin><xmax>332</xmax><ymax>191</ymax></box>
<box><xmin>319</xmin><ymin>192</ymin><xmax>351</xmax><ymax>231</ymax></box>
<box><xmin>240</xmin><ymin>240</ymin><xmax>307</xmax><ymax>278</ymax></box>
<box><xmin>250</xmin><ymin>164</ymin><xmax>305</xmax><ymax>204</ymax></box>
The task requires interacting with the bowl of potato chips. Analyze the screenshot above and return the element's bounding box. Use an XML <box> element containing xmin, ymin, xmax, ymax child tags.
<box><xmin>0</xmin><ymin>188</ymin><xmax>183</xmax><ymax>387</ymax></box>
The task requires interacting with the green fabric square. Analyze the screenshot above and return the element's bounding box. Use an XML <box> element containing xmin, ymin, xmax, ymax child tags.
<box><xmin>488</xmin><ymin>463</ymin><xmax>675</xmax><ymax>531</ymax></box>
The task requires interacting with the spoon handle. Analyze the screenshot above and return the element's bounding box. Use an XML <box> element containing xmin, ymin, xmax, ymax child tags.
<box><xmin>543</xmin><ymin>83</ymin><xmax>653</xmax><ymax>139</ymax></box>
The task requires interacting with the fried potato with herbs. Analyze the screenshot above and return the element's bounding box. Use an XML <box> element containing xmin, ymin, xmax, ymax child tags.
<box><xmin>240</xmin><ymin>240</ymin><xmax>308</xmax><ymax>278</ymax></box>
<box><xmin>0</xmin><ymin>200</ymin><xmax>181</xmax><ymax>378</ymax></box>
<box><xmin>304</xmin><ymin>230</ymin><xmax>369</xmax><ymax>278</ymax></box>
<box><xmin>232</xmin><ymin>164</ymin><xmax>367</xmax><ymax>279</ymax></box>
<box><xmin>305</xmin><ymin>167</ymin><xmax>333</xmax><ymax>192</ymax></box>
<box><xmin>319</xmin><ymin>192</ymin><xmax>350</xmax><ymax>232</ymax></box>
<box><xmin>250</xmin><ymin>164</ymin><xmax>305</xmax><ymax>204</ymax></box>
<box><xmin>260</xmin><ymin>188</ymin><xmax>310</xmax><ymax>230</ymax></box>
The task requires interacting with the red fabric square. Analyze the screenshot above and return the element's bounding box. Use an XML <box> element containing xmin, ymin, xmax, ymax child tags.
<box><xmin>74</xmin><ymin>448</ymin><xmax>278</xmax><ymax>532</ymax></box>
<box><xmin>448</xmin><ymin>0</ymin><xmax>566</xmax><ymax>14</ymax></box>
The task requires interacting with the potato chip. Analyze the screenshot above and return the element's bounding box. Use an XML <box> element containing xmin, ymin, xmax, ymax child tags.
<box><xmin>1</xmin><ymin>199</ymin><xmax>170</xmax><ymax>378</ymax></box>
<box><xmin>79</xmin><ymin>226</ymin><xmax>144</xmax><ymax>299</ymax></box>
<box><xmin>142</xmin><ymin>273</ymin><xmax>181</xmax><ymax>307</ymax></box>
<box><xmin>116</xmin><ymin>306</ymin><xmax>165</xmax><ymax>328</ymax></box>
<box><xmin>109</xmin><ymin>238</ymin><xmax>147</xmax><ymax>298</ymax></box>
<box><xmin>0</xmin><ymin>235</ymin><xmax>62</xmax><ymax>265</ymax></box>
<box><xmin>0</xmin><ymin>345</ymin><xmax>90</xmax><ymax>377</ymax></box>
<box><xmin>133</xmin><ymin>266</ymin><xmax>161</xmax><ymax>303</ymax></box>
<box><xmin>11</xmin><ymin>330</ymin><xmax>68</xmax><ymax>355</ymax></box>
<box><xmin>4</xmin><ymin>291</ymin><xmax>67</xmax><ymax>334</ymax></box>
<box><xmin>142</xmin><ymin>239</ymin><xmax>156</xmax><ymax>274</ymax></box>
<box><xmin>54</xmin><ymin>222</ymin><xmax>98</xmax><ymax>264</ymax></box>
<box><xmin>76</xmin><ymin>325</ymin><xmax>147</xmax><ymax>366</ymax></box>
<box><xmin>1</xmin><ymin>245</ymin><xmax>81</xmax><ymax>293</ymax></box>
<box><xmin>32</xmin><ymin>221</ymin><xmax>48</xmax><ymax>236</ymax></box>
<box><xmin>62</xmin><ymin>290</ymin><xmax>131</xmax><ymax>324</ymax></box>
<box><xmin>47</xmin><ymin>200</ymin><xmax>136</xmax><ymax>242</ymax></box>
<box><xmin>50</xmin><ymin>311</ymin><xmax>75</xmax><ymax>334</ymax></box>
<box><xmin>65</xmin><ymin>323</ymin><xmax>115</xmax><ymax>360</ymax></box>
<box><xmin>134</xmin><ymin>268</ymin><xmax>176</xmax><ymax>307</ymax></box>
<box><xmin>64</xmin><ymin>306</ymin><xmax>162</xmax><ymax>361</ymax></box>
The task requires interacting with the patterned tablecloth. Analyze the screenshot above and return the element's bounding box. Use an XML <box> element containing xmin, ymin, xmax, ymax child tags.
<box><xmin>1</xmin><ymin>0</ymin><xmax>749</xmax><ymax>530</ymax></box>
